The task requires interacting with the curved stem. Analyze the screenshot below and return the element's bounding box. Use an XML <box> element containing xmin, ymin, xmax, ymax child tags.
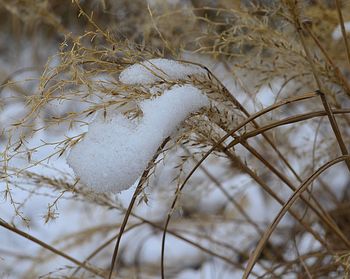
<box><xmin>160</xmin><ymin>92</ymin><xmax>317</xmax><ymax>278</ymax></box>
<box><xmin>71</xmin><ymin>222</ymin><xmax>144</xmax><ymax>277</ymax></box>
<box><xmin>243</xmin><ymin>155</ymin><xmax>350</xmax><ymax>278</ymax></box>
<box><xmin>225</xmin><ymin>108</ymin><xmax>350</xmax><ymax>149</ymax></box>
<box><xmin>108</xmin><ymin>137</ymin><xmax>170</xmax><ymax>279</ymax></box>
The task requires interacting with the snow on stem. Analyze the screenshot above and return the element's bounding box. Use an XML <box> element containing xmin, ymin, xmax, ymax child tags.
<box><xmin>67</xmin><ymin>84</ymin><xmax>208</xmax><ymax>193</ymax></box>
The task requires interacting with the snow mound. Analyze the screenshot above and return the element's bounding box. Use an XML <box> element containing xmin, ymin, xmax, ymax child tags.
<box><xmin>141</xmin><ymin>85</ymin><xmax>208</xmax><ymax>137</ymax></box>
<box><xmin>332</xmin><ymin>21</ymin><xmax>350</xmax><ymax>40</ymax></box>
<box><xmin>67</xmin><ymin>85</ymin><xmax>208</xmax><ymax>193</ymax></box>
<box><xmin>119</xmin><ymin>58</ymin><xmax>205</xmax><ymax>85</ymax></box>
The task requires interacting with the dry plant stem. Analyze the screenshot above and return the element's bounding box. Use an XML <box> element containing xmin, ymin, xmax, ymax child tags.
<box><xmin>176</xmin><ymin>226</ymin><xmax>252</xmax><ymax>260</ymax></box>
<box><xmin>222</xmin><ymin>150</ymin><xmax>332</xmax><ymax>277</ymax></box>
<box><xmin>182</xmin><ymin>145</ymin><xmax>264</xmax><ymax>236</ymax></box>
<box><xmin>185</xmin><ymin>151</ymin><xmax>280</xmax><ymax>276</ymax></box>
<box><xmin>295</xmin><ymin>23</ymin><xmax>322</xmax><ymax>90</ymax></box>
<box><xmin>236</xmin><ymin>89</ymin><xmax>301</xmax><ymax>182</ymax></box>
<box><xmin>240</xmin><ymin>140</ymin><xmax>350</xmax><ymax>248</ymax></box>
<box><xmin>293</xmin><ymin>237</ymin><xmax>313</xmax><ymax>278</ymax></box>
<box><xmin>225</xmin><ymin>107</ymin><xmax>347</xmax><ymax>205</ymax></box>
<box><xmin>185</xmin><ymin>59</ymin><xmax>303</xmax><ymax>184</ymax></box>
<box><xmin>226</xmin><ymin>109</ymin><xmax>350</xmax><ymax>149</ymax></box>
<box><xmin>238</xmin><ymin>104</ymin><xmax>302</xmax><ymax>183</ymax></box>
<box><xmin>133</xmin><ymin>214</ymin><xmax>258</xmax><ymax>275</ymax></box>
<box><xmin>220</xmin><ymin>148</ymin><xmax>329</xmax><ymax>274</ymax></box>
<box><xmin>98</xmin><ymin>205</ymin><xmax>250</xmax><ymax>273</ymax></box>
<box><xmin>147</xmin><ymin>5</ymin><xmax>175</xmax><ymax>56</ymax></box>
<box><xmin>71</xmin><ymin>222</ymin><xmax>144</xmax><ymax>277</ymax></box>
<box><xmin>317</xmin><ymin>177</ymin><xmax>339</xmax><ymax>205</ymax></box>
<box><xmin>304</xmin><ymin>25</ymin><xmax>350</xmax><ymax>96</ymax></box>
<box><xmin>243</xmin><ymin>155</ymin><xmax>350</xmax><ymax>278</ymax></box>
<box><xmin>0</xmin><ymin>66</ymin><xmax>41</xmax><ymax>95</ymax></box>
<box><xmin>160</xmin><ymin>92</ymin><xmax>318</xmax><ymax>278</ymax></box>
<box><xmin>223</xmin><ymin>108</ymin><xmax>349</xmax><ymax>204</ymax></box>
<box><xmin>257</xmin><ymin>250</ymin><xmax>331</xmax><ymax>278</ymax></box>
<box><xmin>221</xmin><ymin>147</ymin><xmax>329</xmax><ymax>248</ymax></box>
<box><xmin>21</xmin><ymin>169</ymin><xmax>305</xmax><ymax>277</ymax></box>
<box><xmin>335</xmin><ymin>0</ymin><xmax>350</xmax><ymax>67</ymax></box>
<box><xmin>224</xmin><ymin>63</ymin><xmax>303</xmax><ymax>183</ymax></box>
<box><xmin>317</xmin><ymin>90</ymin><xmax>350</xmax><ymax>172</ymax></box>
<box><xmin>288</xmin><ymin>0</ymin><xmax>350</xmax><ymax>98</ymax></box>
<box><xmin>0</xmin><ymin>248</ymin><xmax>43</xmax><ymax>261</ymax></box>
<box><xmin>217</xmin><ymin>117</ymin><xmax>344</xmax><ymax>244</ymax></box>
<box><xmin>73</xmin><ymin>0</ymin><xmax>115</xmax><ymax>45</ymax></box>
<box><xmin>108</xmin><ymin>137</ymin><xmax>170</xmax><ymax>279</ymax></box>
<box><xmin>0</xmin><ymin>218</ymin><xmax>104</xmax><ymax>277</ymax></box>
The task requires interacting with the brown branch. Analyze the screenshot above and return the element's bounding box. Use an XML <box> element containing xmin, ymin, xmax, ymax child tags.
<box><xmin>0</xmin><ymin>218</ymin><xmax>105</xmax><ymax>277</ymax></box>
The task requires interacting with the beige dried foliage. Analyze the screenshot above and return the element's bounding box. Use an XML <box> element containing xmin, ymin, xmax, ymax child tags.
<box><xmin>1</xmin><ymin>0</ymin><xmax>350</xmax><ymax>278</ymax></box>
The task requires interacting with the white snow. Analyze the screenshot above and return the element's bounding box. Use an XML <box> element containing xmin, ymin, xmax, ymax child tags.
<box><xmin>119</xmin><ymin>58</ymin><xmax>205</xmax><ymax>85</ymax></box>
<box><xmin>332</xmin><ymin>21</ymin><xmax>350</xmax><ymax>40</ymax></box>
<box><xmin>140</xmin><ymin>85</ymin><xmax>208</xmax><ymax>136</ymax></box>
<box><xmin>67</xmin><ymin>85</ymin><xmax>208</xmax><ymax>193</ymax></box>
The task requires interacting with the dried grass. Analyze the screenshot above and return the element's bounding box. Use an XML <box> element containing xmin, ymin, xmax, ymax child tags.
<box><xmin>1</xmin><ymin>0</ymin><xmax>350</xmax><ymax>278</ymax></box>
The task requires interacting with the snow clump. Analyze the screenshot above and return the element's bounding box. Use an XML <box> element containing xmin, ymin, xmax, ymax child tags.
<box><xmin>119</xmin><ymin>58</ymin><xmax>205</xmax><ymax>85</ymax></box>
<box><xmin>67</xmin><ymin>84</ymin><xmax>208</xmax><ymax>193</ymax></box>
